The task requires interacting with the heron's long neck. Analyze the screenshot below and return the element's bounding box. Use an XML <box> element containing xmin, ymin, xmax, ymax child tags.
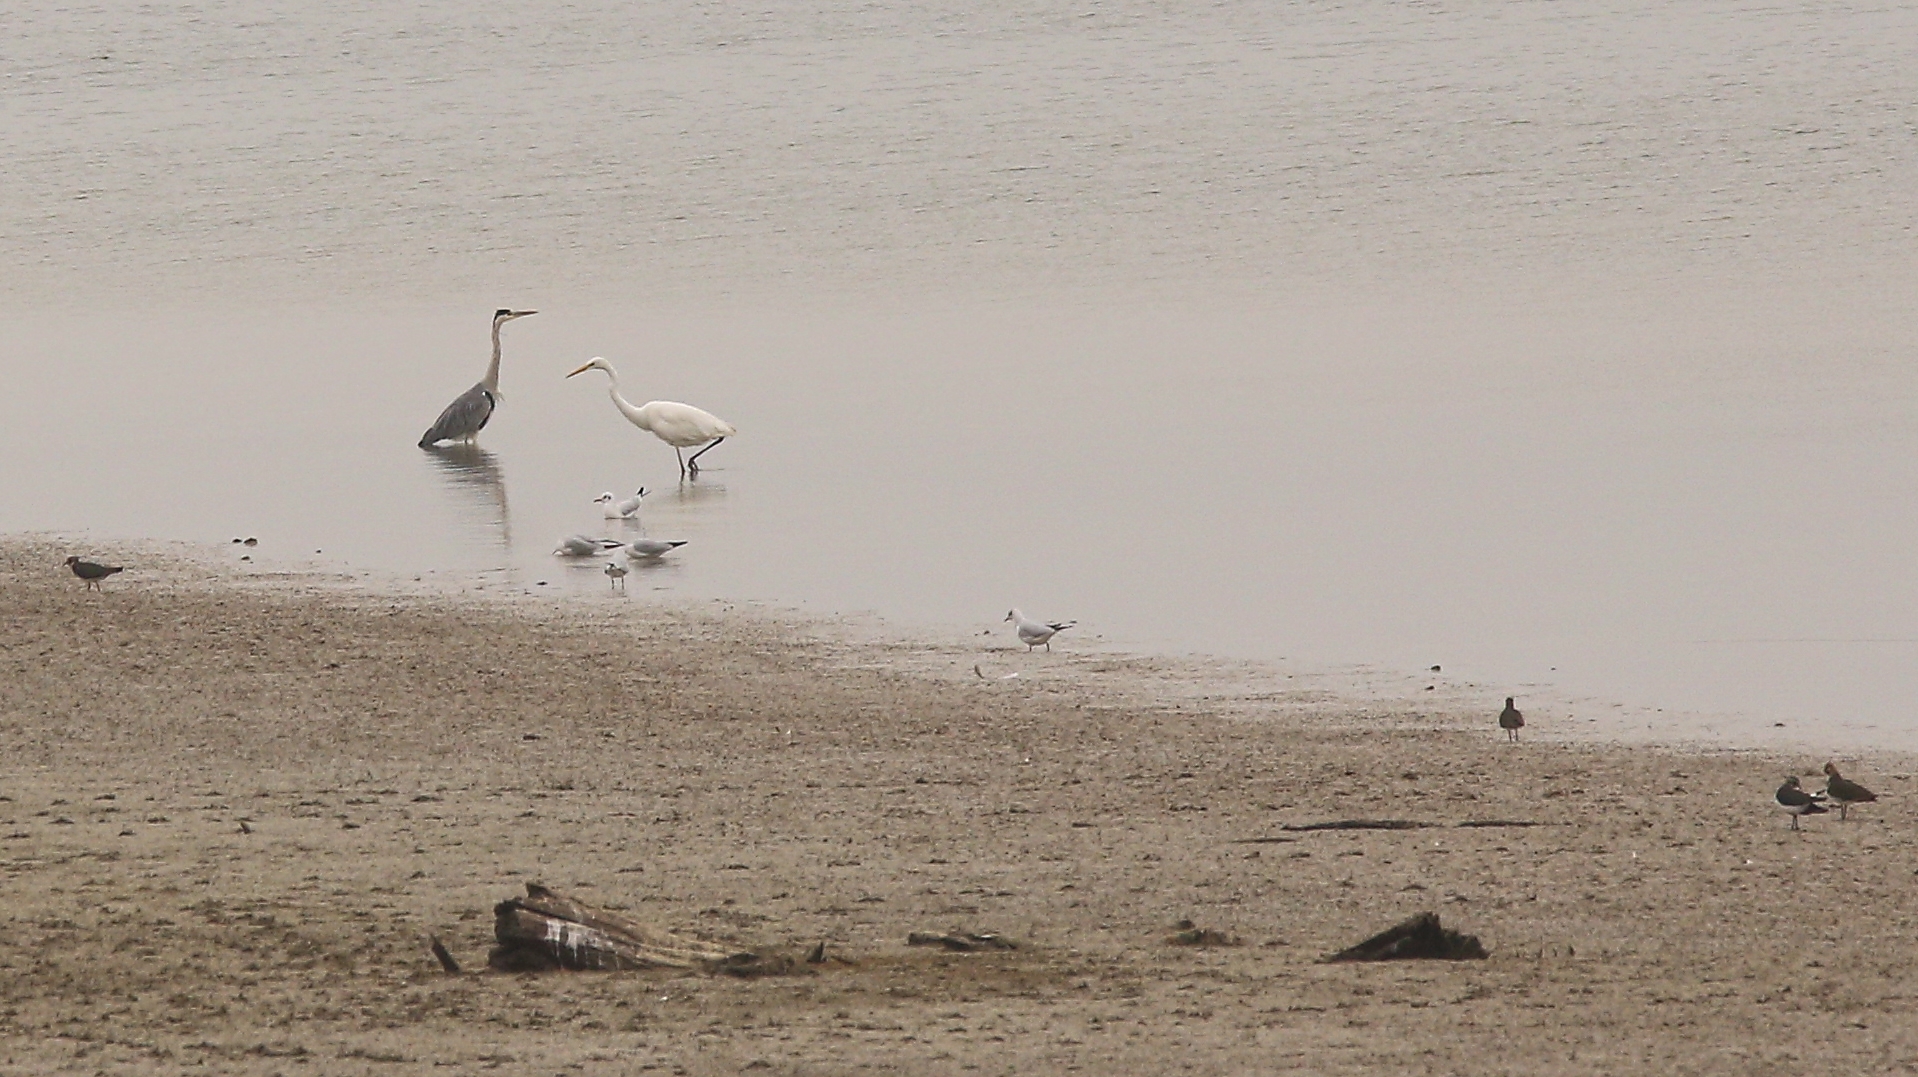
<box><xmin>602</xmin><ymin>369</ymin><xmax>651</xmax><ymax>431</ymax></box>
<box><xmin>481</xmin><ymin>320</ymin><xmax>505</xmax><ymax>391</ymax></box>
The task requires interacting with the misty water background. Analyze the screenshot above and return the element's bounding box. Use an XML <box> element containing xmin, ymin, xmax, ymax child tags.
<box><xmin>7</xmin><ymin>0</ymin><xmax>1918</xmax><ymax>745</ymax></box>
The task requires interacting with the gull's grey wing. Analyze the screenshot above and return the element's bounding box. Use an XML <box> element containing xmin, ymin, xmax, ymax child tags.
<box><xmin>418</xmin><ymin>383</ymin><xmax>496</xmax><ymax>447</ymax></box>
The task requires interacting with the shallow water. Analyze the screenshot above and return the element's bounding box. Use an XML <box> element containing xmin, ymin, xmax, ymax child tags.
<box><xmin>8</xmin><ymin>0</ymin><xmax>1918</xmax><ymax>746</ymax></box>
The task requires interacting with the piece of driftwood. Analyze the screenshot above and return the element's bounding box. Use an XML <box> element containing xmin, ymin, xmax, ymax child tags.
<box><xmin>488</xmin><ymin>883</ymin><xmax>772</xmax><ymax>973</ymax></box>
<box><xmin>429</xmin><ymin>935</ymin><xmax>461</xmax><ymax>974</ymax></box>
<box><xmin>1283</xmin><ymin>820</ymin><xmax>1433</xmax><ymax>832</ymax></box>
<box><xmin>906</xmin><ymin>931</ymin><xmax>1017</xmax><ymax>952</ymax></box>
<box><xmin>1322</xmin><ymin>912</ymin><xmax>1487</xmax><ymax>962</ymax></box>
<box><xmin>1262</xmin><ymin>819</ymin><xmax>1544</xmax><ymax>836</ymax></box>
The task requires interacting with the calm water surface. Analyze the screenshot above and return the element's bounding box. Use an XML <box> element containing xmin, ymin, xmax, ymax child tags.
<box><xmin>7</xmin><ymin>0</ymin><xmax>1918</xmax><ymax>746</ymax></box>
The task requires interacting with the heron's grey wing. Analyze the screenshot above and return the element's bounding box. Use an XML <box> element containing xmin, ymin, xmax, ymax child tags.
<box><xmin>418</xmin><ymin>383</ymin><xmax>496</xmax><ymax>446</ymax></box>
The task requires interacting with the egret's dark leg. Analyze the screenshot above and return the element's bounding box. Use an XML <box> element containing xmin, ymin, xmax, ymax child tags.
<box><xmin>675</xmin><ymin>447</ymin><xmax>688</xmax><ymax>477</ymax></box>
<box><xmin>686</xmin><ymin>437</ymin><xmax>726</xmax><ymax>473</ymax></box>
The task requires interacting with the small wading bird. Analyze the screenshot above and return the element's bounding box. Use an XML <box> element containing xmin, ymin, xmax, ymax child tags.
<box><xmin>1499</xmin><ymin>697</ymin><xmax>1524</xmax><ymax>742</ymax></box>
<box><xmin>1006</xmin><ymin>609</ymin><xmax>1075</xmax><ymax>652</ymax></box>
<box><xmin>625</xmin><ymin>538</ymin><xmax>688</xmax><ymax>560</ymax></box>
<box><xmin>1823</xmin><ymin>762</ymin><xmax>1878</xmax><ymax>821</ymax></box>
<box><xmin>1776</xmin><ymin>775</ymin><xmax>1828</xmax><ymax>831</ymax></box>
<box><xmin>604</xmin><ymin>562</ymin><xmax>628</xmax><ymax>591</ymax></box>
<box><xmin>566</xmin><ymin>357</ymin><xmax>736</xmax><ymax>476</ymax></box>
<box><xmin>553</xmin><ymin>535</ymin><xmax>625</xmax><ymax>558</ymax></box>
<box><xmin>65</xmin><ymin>556</ymin><xmax>124</xmax><ymax>591</ymax></box>
<box><xmin>418</xmin><ymin>309</ymin><xmax>537</xmax><ymax>448</ymax></box>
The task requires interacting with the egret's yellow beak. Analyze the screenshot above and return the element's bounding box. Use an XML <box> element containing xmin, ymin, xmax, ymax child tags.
<box><xmin>565</xmin><ymin>361</ymin><xmax>595</xmax><ymax>378</ymax></box>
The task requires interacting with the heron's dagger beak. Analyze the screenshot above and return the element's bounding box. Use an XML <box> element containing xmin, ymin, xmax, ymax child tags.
<box><xmin>565</xmin><ymin>362</ymin><xmax>594</xmax><ymax>378</ymax></box>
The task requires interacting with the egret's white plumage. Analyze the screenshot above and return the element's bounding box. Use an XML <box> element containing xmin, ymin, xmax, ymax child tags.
<box><xmin>566</xmin><ymin>357</ymin><xmax>736</xmax><ymax>476</ymax></box>
<box><xmin>554</xmin><ymin>534</ymin><xmax>625</xmax><ymax>557</ymax></box>
<box><xmin>626</xmin><ymin>538</ymin><xmax>688</xmax><ymax>560</ymax></box>
<box><xmin>1006</xmin><ymin>609</ymin><xmax>1075</xmax><ymax>651</ymax></box>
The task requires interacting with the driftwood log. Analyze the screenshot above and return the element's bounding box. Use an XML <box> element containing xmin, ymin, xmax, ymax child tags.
<box><xmin>489</xmin><ymin>883</ymin><xmax>777</xmax><ymax>974</ymax></box>
<box><xmin>906</xmin><ymin>931</ymin><xmax>1017</xmax><ymax>952</ymax></box>
<box><xmin>1322</xmin><ymin>912</ymin><xmax>1487</xmax><ymax>962</ymax></box>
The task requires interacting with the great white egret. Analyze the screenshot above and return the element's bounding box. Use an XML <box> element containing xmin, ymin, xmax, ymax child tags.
<box><xmin>1005</xmin><ymin>609</ymin><xmax>1075</xmax><ymax>651</ymax></box>
<box><xmin>418</xmin><ymin>309</ymin><xmax>537</xmax><ymax>448</ymax></box>
<box><xmin>565</xmin><ymin>357</ymin><xmax>736</xmax><ymax>476</ymax></box>
<box><xmin>65</xmin><ymin>556</ymin><xmax>124</xmax><ymax>591</ymax></box>
<box><xmin>626</xmin><ymin>538</ymin><xmax>688</xmax><ymax>560</ymax></box>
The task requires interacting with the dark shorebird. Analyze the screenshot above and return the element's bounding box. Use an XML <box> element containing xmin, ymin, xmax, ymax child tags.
<box><xmin>1822</xmin><ymin>762</ymin><xmax>1877</xmax><ymax>821</ymax></box>
<box><xmin>1498</xmin><ymin>697</ymin><xmax>1524</xmax><ymax>742</ymax></box>
<box><xmin>1775</xmin><ymin>775</ymin><xmax>1828</xmax><ymax>830</ymax></box>
<box><xmin>64</xmin><ymin>556</ymin><xmax>124</xmax><ymax>592</ymax></box>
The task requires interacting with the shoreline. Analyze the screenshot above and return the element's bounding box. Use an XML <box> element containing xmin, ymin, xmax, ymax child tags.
<box><xmin>6</xmin><ymin>535</ymin><xmax>1917</xmax><ymax>1074</ymax></box>
<box><xmin>26</xmin><ymin>530</ymin><xmax>1899</xmax><ymax>756</ymax></box>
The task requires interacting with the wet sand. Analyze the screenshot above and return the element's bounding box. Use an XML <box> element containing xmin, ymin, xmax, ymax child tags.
<box><xmin>4</xmin><ymin>537</ymin><xmax>1917</xmax><ymax>1075</ymax></box>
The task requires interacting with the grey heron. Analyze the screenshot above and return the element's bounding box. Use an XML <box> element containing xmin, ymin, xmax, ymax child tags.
<box><xmin>65</xmin><ymin>556</ymin><xmax>124</xmax><ymax>591</ymax></box>
<box><xmin>565</xmin><ymin>357</ymin><xmax>736</xmax><ymax>476</ymax></box>
<box><xmin>418</xmin><ymin>309</ymin><xmax>537</xmax><ymax>448</ymax></box>
<box><xmin>1005</xmin><ymin>609</ymin><xmax>1075</xmax><ymax>651</ymax></box>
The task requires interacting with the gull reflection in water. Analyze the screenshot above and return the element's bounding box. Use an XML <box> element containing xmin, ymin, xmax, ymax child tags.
<box><xmin>421</xmin><ymin>443</ymin><xmax>513</xmax><ymax>555</ymax></box>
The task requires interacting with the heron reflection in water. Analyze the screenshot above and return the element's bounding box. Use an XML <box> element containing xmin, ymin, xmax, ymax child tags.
<box><xmin>421</xmin><ymin>442</ymin><xmax>513</xmax><ymax>554</ymax></box>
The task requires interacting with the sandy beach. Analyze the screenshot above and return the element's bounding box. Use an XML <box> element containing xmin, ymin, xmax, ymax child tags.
<box><xmin>4</xmin><ymin>536</ymin><xmax>1917</xmax><ymax>1075</ymax></box>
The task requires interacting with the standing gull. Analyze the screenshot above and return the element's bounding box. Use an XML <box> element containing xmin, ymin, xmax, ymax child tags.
<box><xmin>1006</xmin><ymin>609</ymin><xmax>1075</xmax><ymax>652</ymax></box>
<box><xmin>1775</xmin><ymin>776</ymin><xmax>1828</xmax><ymax>831</ymax></box>
<box><xmin>594</xmin><ymin>489</ymin><xmax>649</xmax><ymax>519</ymax></box>
<box><xmin>604</xmin><ymin>562</ymin><xmax>628</xmax><ymax>591</ymax></box>
<box><xmin>1822</xmin><ymin>763</ymin><xmax>1878</xmax><ymax>821</ymax></box>
<box><xmin>566</xmin><ymin>357</ymin><xmax>736</xmax><ymax>476</ymax></box>
<box><xmin>418</xmin><ymin>309</ymin><xmax>537</xmax><ymax>448</ymax></box>
<box><xmin>65</xmin><ymin>556</ymin><xmax>124</xmax><ymax>592</ymax></box>
<box><xmin>1499</xmin><ymin>698</ymin><xmax>1524</xmax><ymax>742</ymax></box>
